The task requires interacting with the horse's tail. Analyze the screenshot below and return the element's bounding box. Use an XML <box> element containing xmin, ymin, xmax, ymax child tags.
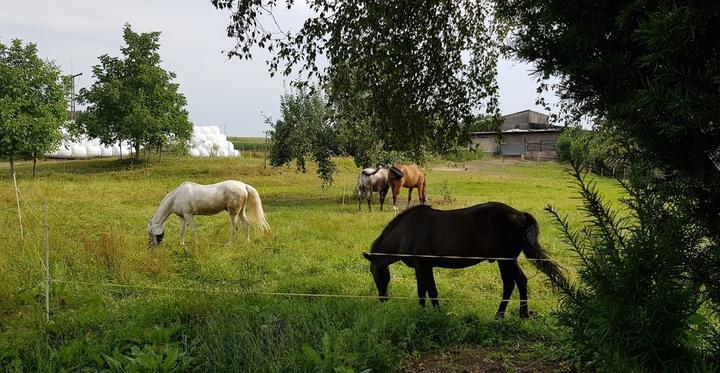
<box><xmin>358</xmin><ymin>172</ymin><xmax>369</xmax><ymax>196</ymax></box>
<box><xmin>245</xmin><ymin>185</ymin><xmax>270</xmax><ymax>232</ymax></box>
<box><xmin>361</xmin><ymin>167</ymin><xmax>381</xmax><ymax>176</ymax></box>
<box><xmin>521</xmin><ymin>212</ymin><xmax>567</xmax><ymax>288</ymax></box>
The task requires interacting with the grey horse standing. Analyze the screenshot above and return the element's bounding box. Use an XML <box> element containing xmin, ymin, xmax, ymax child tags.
<box><xmin>357</xmin><ymin>167</ymin><xmax>390</xmax><ymax>211</ymax></box>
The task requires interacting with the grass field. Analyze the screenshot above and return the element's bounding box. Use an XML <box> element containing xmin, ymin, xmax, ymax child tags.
<box><xmin>0</xmin><ymin>155</ymin><xmax>623</xmax><ymax>371</ymax></box>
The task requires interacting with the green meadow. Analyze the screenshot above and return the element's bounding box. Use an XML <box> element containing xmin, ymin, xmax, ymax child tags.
<box><xmin>0</xmin><ymin>154</ymin><xmax>623</xmax><ymax>371</ymax></box>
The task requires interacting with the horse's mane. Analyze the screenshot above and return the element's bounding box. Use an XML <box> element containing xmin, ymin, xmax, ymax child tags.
<box><xmin>158</xmin><ymin>181</ymin><xmax>188</xmax><ymax>207</ymax></box>
<box><xmin>389</xmin><ymin>166</ymin><xmax>404</xmax><ymax>179</ymax></box>
<box><xmin>370</xmin><ymin>205</ymin><xmax>432</xmax><ymax>252</ymax></box>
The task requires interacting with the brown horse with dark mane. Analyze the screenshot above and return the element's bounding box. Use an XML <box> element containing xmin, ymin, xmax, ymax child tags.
<box><xmin>362</xmin><ymin>202</ymin><xmax>565</xmax><ymax>319</ymax></box>
<box><xmin>388</xmin><ymin>164</ymin><xmax>426</xmax><ymax>212</ymax></box>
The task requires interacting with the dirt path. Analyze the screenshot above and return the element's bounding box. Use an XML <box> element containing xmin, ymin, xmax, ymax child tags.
<box><xmin>429</xmin><ymin>158</ymin><xmax>523</xmax><ymax>172</ymax></box>
<box><xmin>401</xmin><ymin>345</ymin><xmax>570</xmax><ymax>373</ymax></box>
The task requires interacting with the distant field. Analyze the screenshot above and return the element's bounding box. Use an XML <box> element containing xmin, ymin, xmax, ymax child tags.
<box><xmin>0</xmin><ymin>155</ymin><xmax>623</xmax><ymax>371</ymax></box>
<box><xmin>228</xmin><ymin>136</ymin><xmax>268</xmax><ymax>153</ymax></box>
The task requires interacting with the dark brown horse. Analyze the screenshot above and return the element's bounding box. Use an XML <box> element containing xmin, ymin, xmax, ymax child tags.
<box><xmin>388</xmin><ymin>164</ymin><xmax>426</xmax><ymax>212</ymax></box>
<box><xmin>362</xmin><ymin>202</ymin><xmax>565</xmax><ymax>319</ymax></box>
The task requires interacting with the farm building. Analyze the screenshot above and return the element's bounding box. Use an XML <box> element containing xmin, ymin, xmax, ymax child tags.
<box><xmin>469</xmin><ymin>109</ymin><xmax>563</xmax><ymax>159</ymax></box>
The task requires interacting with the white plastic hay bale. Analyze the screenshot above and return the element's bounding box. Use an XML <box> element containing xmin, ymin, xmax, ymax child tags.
<box><xmin>227</xmin><ymin>141</ymin><xmax>235</xmax><ymax>152</ymax></box>
<box><xmin>208</xmin><ymin>126</ymin><xmax>221</xmax><ymax>134</ymax></box>
<box><xmin>70</xmin><ymin>145</ymin><xmax>87</xmax><ymax>158</ymax></box>
<box><xmin>198</xmin><ymin>148</ymin><xmax>209</xmax><ymax>157</ymax></box>
<box><xmin>86</xmin><ymin>145</ymin><xmax>102</xmax><ymax>157</ymax></box>
<box><xmin>189</xmin><ymin>148</ymin><xmax>201</xmax><ymax>157</ymax></box>
<box><xmin>101</xmin><ymin>146</ymin><xmax>113</xmax><ymax>157</ymax></box>
<box><xmin>231</xmin><ymin>149</ymin><xmax>240</xmax><ymax>157</ymax></box>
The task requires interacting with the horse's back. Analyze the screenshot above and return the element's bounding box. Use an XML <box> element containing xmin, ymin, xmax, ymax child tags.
<box><xmin>373</xmin><ymin>202</ymin><xmax>528</xmax><ymax>258</ymax></box>
<box><xmin>359</xmin><ymin>168</ymin><xmax>388</xmax><ymax>192</ymax></box>
<box><xmin>392</xmin><ymin>163</ymin><xmax>423</xmax><ymax>186</ymax></box>
<box><xmin>173</xmin><ymin>180</ymin><xmax>251</xmax><ymax>215</ymax></box>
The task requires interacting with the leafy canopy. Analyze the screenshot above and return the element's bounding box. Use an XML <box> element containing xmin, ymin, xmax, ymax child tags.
<box><xmin>268</xmin><ymin>87</ymin><xmax>340</xmax><ymax>183</ymax></box>
<box><xmin>212</xmin><ymin>0</ymin><xmax>502</xmax><ymax>157</ymax></box>
<box><xmin>76</xmin><ymin>24</ymin><xmax>192</xmax><ymax>158</ymax></box>
<box><xmin>0</xmin><ymin>39</ymin><xmax>68</xmax><ymax>169</ymax></box>
<box><xmin>499</xmin><ymin>1</ymin><xmax>720</xmax><ymax>366</ymax></box>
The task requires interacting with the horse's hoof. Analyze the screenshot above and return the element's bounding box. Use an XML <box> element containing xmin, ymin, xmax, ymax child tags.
<box><xmin>494</xmin><ymin>312</ymin><xmax>505</xmax><ymax>320</ymax></box>
<box><xmin>520</xmin><ymin>310</ymin><xmax>536</xmax><ymax>319</ymax></box>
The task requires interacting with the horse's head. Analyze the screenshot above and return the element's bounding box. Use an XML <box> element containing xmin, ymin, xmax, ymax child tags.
<box><xmin>388</xmin><ymin>166</ymin><xmax>404</xmax><ymax>179</ymax></box>
<box><xmin>147</xmin><ymin>220</ymin><xmax>165</xmax><ymax>245</ymax></box>
<box><xmin>363</xmin><ymin>252</ymin><xmax>390</xmax><ymax>302</ymax></box>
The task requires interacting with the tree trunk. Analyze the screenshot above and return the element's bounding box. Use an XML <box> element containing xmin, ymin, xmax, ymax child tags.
<box><xmin>119</xmin><ymin>140</ymin><xmax>123</xmax><ymax>160</ymax></box>
<box><xmin>144</xmin><ymin>148</ymin><xmax>149</xmax><ymax>172</ymax></box>
<box><xmin>32</xmin><ymin>154</ymin><xmax>37</xmax><ymax>179</ymax></box>
<box><xmin>9</xmin><ymin>157</ymin><xmax>15</xmax><ymax>177</ymax></box>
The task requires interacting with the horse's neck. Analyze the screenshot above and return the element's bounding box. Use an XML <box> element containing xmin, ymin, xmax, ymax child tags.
<box><xmin>151</xmin><ymin>192</ymin><xmax>176</xmax><ymax>226</ymax></box>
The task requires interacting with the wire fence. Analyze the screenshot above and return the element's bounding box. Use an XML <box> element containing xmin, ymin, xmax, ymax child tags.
<box><xmin>0</xmin><ymin>196</ymin><xmax>571</xmax><ymax>323</ymax></box>
<box><xmin>50</xmin><ymin>279</ymin><xmax>562</xmax><ymax>303</ymax></box>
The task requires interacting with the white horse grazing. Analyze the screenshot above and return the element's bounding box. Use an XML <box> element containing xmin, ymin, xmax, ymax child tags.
<box><xmin>147</xmin><ymin>180</ymin><xmax>270</xmax><ymax>245</ymax></box>
<box><xmin>357</xmin><ymin>167</ymin><xmax>390</xmax><ymax>212</ymax></box>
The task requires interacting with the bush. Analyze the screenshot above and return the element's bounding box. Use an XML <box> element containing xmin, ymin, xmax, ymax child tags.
<box><xmin>546</xmin><ymin>163</ymin><xmax>714</xmax><ymax>371</ymax></box>
<box><xmin>557</xmin><ymin>127</ymin><xmax>624</xmax><ymax>177</ymax></box>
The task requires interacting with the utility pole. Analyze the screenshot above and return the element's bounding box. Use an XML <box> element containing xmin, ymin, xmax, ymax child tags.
<box><xmin>69</xmin><ymin>72</ymin><xmax>82</xmax><ymax>121</ymax></box>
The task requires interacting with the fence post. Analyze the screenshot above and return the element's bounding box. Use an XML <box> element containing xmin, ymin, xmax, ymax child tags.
<box><xmin>342</xmin><ymin>184</ymin><xmax>346</xmax><ymax>205</ymax></box>
<box><xmin>44</xmin><ymin>199</ymin><xmax>50</xmax><ymax>322</ymax></box>
<box><xmin>13</xmin><ymin>170</ymin><xmax>23</xmax><ymax>240</ymax></box>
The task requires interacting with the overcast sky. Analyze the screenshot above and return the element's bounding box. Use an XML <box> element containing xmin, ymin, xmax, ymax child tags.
<box><xmin>1</xmin><ymin>0</ymin><xmax>557</xmax><ymax>136</ymax></box>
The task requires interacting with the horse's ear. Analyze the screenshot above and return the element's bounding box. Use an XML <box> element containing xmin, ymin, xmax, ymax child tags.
<box><xmin>362</xmin><ymin>252</ymin><xmax>372</xmax><ymax>261</ymax></box>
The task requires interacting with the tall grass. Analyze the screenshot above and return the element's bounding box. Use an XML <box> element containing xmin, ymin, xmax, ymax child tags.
<box><xmin>0</xmin><ymin>155</ymin><xmax>624</xmax><ymax>370</ymax></box>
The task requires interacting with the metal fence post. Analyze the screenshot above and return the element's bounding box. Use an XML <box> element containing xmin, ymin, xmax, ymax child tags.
<box><xmin>44</xmin><ymin>199</ymin><xmax>50</xmax><ymax>322</ymax></box>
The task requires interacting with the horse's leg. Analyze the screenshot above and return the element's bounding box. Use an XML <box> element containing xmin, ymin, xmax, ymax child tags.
<box><xmin>406</xmin><ymin>187</ymin><xmax>413</xmax><ymax>208</ymax></box>
<box><xmin>239</xmin><ymin>203</ymin><xmax>250</xmax><ymax>241</ymax></box>
<box><xmin>421</xmin><ymin>265</ymin><xmax>440</xmax><ymax>308</ymax></box>
<box><xmin>392</xmin><ymin>183</ymin><xmax>401</xmax><ymax>213</ymax></box>
<box><xmin>227</xmin><ymin>212</ymin><xmax>237</xmax><ymax>244</ymax></box>
<box><xmin>182</xmin><ymin>214</ymin><xmax>197</xmax><ymax>246</ymax></box>
<box><xmin>179</xmin><ymin>216</ymin><xmax>186</xmax><ymax>246</ymax></box>
<box><xmin>367</xmin><ymin>191</ymin><xmax>372</xmax><ymax>212</ymax></box>
<box><xmin>379</xmin><ymin>187</ymin><xmax>388</xmax><ymax>211</ymax></box>
<box><xmin>419</xmin><ymin>178</ymin><xmax>427</xmax><ymax>205</ymax></box>
<box><xmin>414</xmin><ymin>266</ymin><xmax>428</xmax><ymax>307</ymax></box>
<box><xmin>514</xmin><ymin>261</ymin><xmax>530</xmax><ymax>318</ymax></box>
<box><xmin>495</xmin><ymin>261</ymin><xmax>517</xmax><ymax>320</ymax></box>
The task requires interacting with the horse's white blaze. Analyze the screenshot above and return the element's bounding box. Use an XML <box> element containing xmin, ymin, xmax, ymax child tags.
<box><xmin>148</xmin><ymin>180</ymin><xmax>269</xmax><ymax>245</ymax></box>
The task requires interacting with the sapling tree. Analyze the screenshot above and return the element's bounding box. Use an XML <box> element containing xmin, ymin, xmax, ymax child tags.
<box><xmin>0</xmin><ymin>39</ymin><xmax>68</xmax><ymax>177</ymax></box>
<box><xmin>76</xmin><ymin>24</ymin><xmax>192</xmax><ymax>162</ymax></box>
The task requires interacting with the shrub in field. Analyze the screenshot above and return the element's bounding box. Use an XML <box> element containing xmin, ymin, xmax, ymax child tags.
<box><xmin>556</xmin><ymin>127</ymin><xmax>624</xmax><ymax>177</ymax></box>
<box><xmin>546</xmin><ymin>164</ymin><xmax>713</xmax><ymax>371</ymax></box>
<box><xmin>76</xmin><ymin>23</ymin><xmax>192</xmax><ymax>162</ymax></box>
<box><xmin>0</xmin><ymin>39</ymin><xmax>68</xmax><ymax>177</ymax></box>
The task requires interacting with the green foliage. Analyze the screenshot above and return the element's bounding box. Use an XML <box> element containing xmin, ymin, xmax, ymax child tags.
<box><xmin>547</xmin><ymin>163</ymin><xmax>714</xmax><ymax>371</ymax></box>
<box><xmin>0</xmin><ymin>39</ymin><xmax>68</xmax><ymax>173</ymax></box>
<box><xmin>1</xmin><ymin>155</ymin><xmax>623</xmax><ymax>371</ymax></box>
<box><xmin>76</xmin><ymin>24</ymin><xmax>192</xmax><ymax>159</ymax></box>
<box><xmin>556</xmin><ymin>127</ymin><xmax>624</xmax><ymax>176</ymax></box>
<box><xmin>268</xmin><ymin>87</ymin><xmax>340</xmax><ymax>184</ymax></box>
<box><xmin>212</xmin><ymin>0</ymin><xmax>502</xmax><ymax>155</ymax></box>
<box><xmin>500</xmin><ymin>0</ymin><xmax>720</xmax><ymax>337</ymax></box>
<box><xmin>469</xmin><ymin>114</ymin><xmax>502</xmax><ymax>133</ymax></box>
